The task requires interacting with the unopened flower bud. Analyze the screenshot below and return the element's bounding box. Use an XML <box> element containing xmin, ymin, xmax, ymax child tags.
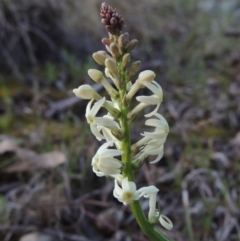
<box><xmin>123</xmin><ymin>32</ymin><xmax>129</xmax><ymax>42</ymax></box>
<box><xmin>118</xmin><ymin>34</ymin><xmax>125</xmax><ymax>48</ymax></box>
<box><xmin>88</xmin><ymin>69</ymin><xmax>104</xmax><ymax>82</ymax></box>
<box><xmin>109</xmin><ymin>43</ymin><xmax>120</xmax><ymax>58</ymax></box>
<box><xmin>105</xmin><ymin>58</ymin><xmax>120</xmax><ymax>82</ymax></box>
<box><xmin>93</xmin><ymin>51</ymin><xmax>110</xmax><ymax>65</ymax></box>
<box><xmin>105</xmin><ymin>67</ymin><xmax>119</xmax><ymax>89</ymax></box>
<box><xmin>138</xmin><ymin>70</ymin><xmax>156</xmax><ymax>85</ymax></box>
<box><xmin>127</xmin><ymin>61</ymin><xmax>141</xmax><ymax>77</ymax></box>
<box><xmin>105</xmin><ymin>58</ymin><xmax>117</xmax><ymax>72</ymax></box>
<box><xmin>89</xmin><ymin>67</ymin><xmax>118</xmax><ymax>99</ymax></box>
<box><xmin>102</xmin><ymin>38</ymin><xmax>110</xmax><ymax>46</ymax></box>
<box><xmin>122</xmin><ymin>53</ymin><xmax>130</xmax><ymax>68</ymax></box>
<box><xmin>118</xmin><ymin>32</ymin><xmax>129</xmax><ymax>48</ymax></box>
<box><xmin>73</xmin><ymin>85</ymin><xmax>101</xmax><ymax>100</ymax></box>
<box><xmin>100</xmin><ymin>2</ymin><xmax>125</xmax><ymax>35</ymax></box>
<box><xmin>125</xmin><ymin>39</ymin><xmax>138</xmax><ymax>53</ymax></box>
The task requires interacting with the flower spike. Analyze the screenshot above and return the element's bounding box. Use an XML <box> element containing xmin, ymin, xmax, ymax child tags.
<box><xmin>73</xmin><ymin>3</ymin><xmax>173</xmax><ymax>240</ymax></box>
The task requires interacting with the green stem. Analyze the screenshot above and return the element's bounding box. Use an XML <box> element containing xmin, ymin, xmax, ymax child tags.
<box><xmin>130</xmin><ymin>202</ymin><xmax>174</xmax><ymax>241</ymax></box>
<box><xmin>118</xmin><ymin>60</ymin><xmax>174</xmax><ymax>241</ymax></box>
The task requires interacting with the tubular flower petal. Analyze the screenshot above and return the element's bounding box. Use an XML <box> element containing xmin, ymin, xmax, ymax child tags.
<box><xmin>145</xmin><ymin>113</ymin><xmax>169</xmax><ymax>131</ymax></box>
<box><xmin>138</xmin><ymin>70</ymin><xmax>156</xmax><ymax>85</ymax></box>
<box><xmin>86</xmin><ymin>98</ymin><xmax>105</xmax><ymax>122</ymax></box>
<box><xmin>138</xmin><ymin>186</ymin><xmax>159</xmax><ymax>223</ymax></box>
<box><xmin>86</xmin><ymin>97</ymin><xmax>120</xmax><ymax>140</ymax></box>
<box><xmin>137</xmin><ymin>186</ymin><xmax>159</xmax><ymax>198</ymax></box>
<box><xmin>92</xmin><ymin>141</ymin><xmax>123</xmax><ymax>177</ymax></box>
<box><xmin>143</xmin><ymin>145</ymin><xmax>164</xmax><ymax>164</ymax></box>
<box><xmin>133</xmin><ymin>113</ymin><xmax>169</xmax><ymax>164</ymax></box>
<box><xmin>113</xmin><ymin>177</ymin><xmax>139</xmax><ymax>205</ymax></box>
<box><xmin>94</xmin><ymin>116</ymin><xmax>119</xmax><ymax>129</ymax></box>
<box><xmin>97</xmin><ymin>115</ymin><xmax>121</xmax><ymax>148</ymax></box>
<box><xmin>136</xmin><ymin>81</ymin><xmax>163</xmax><ymax>117</ymax></box>
<box><xmin>126</xmin><ymin>70</ymin><xmax>156</xmax><ymax>102</ymax></box>
<box><xmin>159</xmin><ymin>215</ymin><xmax>173</xmax><ymax>230</ymax></box>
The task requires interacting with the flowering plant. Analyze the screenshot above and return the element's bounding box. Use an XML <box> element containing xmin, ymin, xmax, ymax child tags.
<box><xmin>73</xmin><ymin>3</ymin><xmax>174</xmax><ymax>241</ymax></box>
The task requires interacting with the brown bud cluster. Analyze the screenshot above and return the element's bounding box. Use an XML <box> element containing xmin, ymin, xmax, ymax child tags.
<box><xmin>100</xmin><ymin>2</ymin><xmax>124</xmax><ymax>36</ymax></box>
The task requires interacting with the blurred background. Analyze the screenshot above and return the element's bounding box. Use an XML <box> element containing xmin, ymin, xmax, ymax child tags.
<box><xmin>0</xmin><ymin>0</ymin><xmax>240</xmax><ymax>240</ymax></box>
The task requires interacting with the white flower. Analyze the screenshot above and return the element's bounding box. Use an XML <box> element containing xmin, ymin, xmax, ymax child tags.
<box><xmin>133</xmin><ymin>113</ymin><xmax>169</xmax><ymax>164</ymax></box>
<box><xmin>136</xmin><ymin>81</ymin><xmax>163</xmax><ymax>117</ymax></box>
<box><xmin>142</xmin><ymin>113</ymin><xmax>168</xmax><ymax>163</ymax></box>
<box><xmin>86</xmin><ymin>97</ymin><xmax>105</xmax><ymax>138</ymax></box>
<box><xmin>92</xmin><ymin>141</ymin><xmax>123</xmax><ymax>177</ymax></box>
<box><xmin>113</xmin><ymin>177</ymin><xmax>139</xmax><ymax>205</ymax></box>
<box><xmin>138</xmin><ymin>186</ymin><xmax>159</xmax><ymax>223</ymax></box>
<box><xmin>94</xmin><ymin>116</ymin><xmax>119</xmax><ymax>130</ymax></box>
<box><xmin>97</xmin><ymin>115</ymin><xmax>121</xmax><ymax>148</ymax></box>
<box><xmin>86</xmin><ymin>97</ymin><xmax>120</xmax><ymax>140</ymax></box>
<box><xmin>143</xmin><ymin>113</ymin><xmax>169</xmax><ymax>138</ymax></box>
<box><xmin>137</xmin><ymin>186</ymin><xmax>173</xmax><ymax>229</ymax></box>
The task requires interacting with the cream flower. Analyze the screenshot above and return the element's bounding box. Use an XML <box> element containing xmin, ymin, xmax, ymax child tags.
<box><xmin>97</xmin><ymin>115</ymin><xmax>121</xmax><ymax>148</ymax></box>
<box><xmin>136</xmin><ymin>81</ymin><xmax>163</xmax><ymax>117</ymax></box>
<box><xmin>86</xmin><ymin>97</ymin><xmax>120</xmax><ymax>141</ymax></box>
<box><xmin>113</xmin><ymin>177</ymin><xmax>139</xmax><ymax>205</ymax></box>
<box><xmin>133</xmin><ymin>113</ymin><xmax>169</xmax><ymax>164</ymax></box>
<box><xmin>86</xmin><ymin>98</ymin><xmax>106</xmax><ymax>140</ymax></box>
<box><xmin>141</xmin><ymin>114</ymin><xmax>168</xmax><ymax>164</ymax></box>
<box><xmin>138</xmin><ymin>186</ymin><xmax>159</xmax><ymax>224</ymax></box>
<box><xmin>138</xmin><ymin>186</ymin><xmax>173</xmax><ymax>229</ymax></box>
<box><xmin>92</xmin><ymin>141</ymin><xmax>123</xmax><ymax>177</ymax></box>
